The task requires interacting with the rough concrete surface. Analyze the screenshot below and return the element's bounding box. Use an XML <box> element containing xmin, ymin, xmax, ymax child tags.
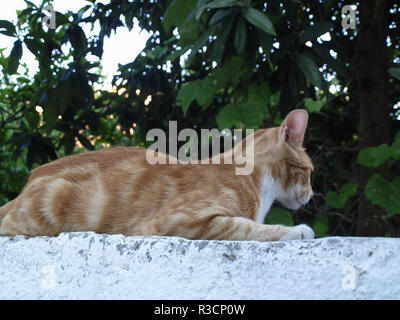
<box><xmin>0</xmin><ymin>232</ymin><xmax>399</xmax><ymax>299</ymax></box>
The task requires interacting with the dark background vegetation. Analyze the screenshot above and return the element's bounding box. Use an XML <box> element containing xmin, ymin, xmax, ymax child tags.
<box><xmin>0</xmin><ymin>0</ymin><xmax>399</xmax><ymax>237</ymax></box>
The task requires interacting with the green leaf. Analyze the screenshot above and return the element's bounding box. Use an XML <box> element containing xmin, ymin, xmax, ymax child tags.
<box><xmin>247</xmin><ymin>82</ymin><xmax>271</xmax><ymax>109</ymax></box>
<box><xmin>216</xmin><ymin>103</ymin><xmax>241</xmax><ymax>128</ymax></box>
<box><xmin>194</xmin><ymin>0</ymin><xmax>210</xmax><ymax>20</ymax></box>
<box><xmin>163</xmin><ymin>0</ymin><xmax>197</xmax><ymax>30</ymax></box>
<box><xmin>391</xmin><ymin>138</ymin><xmax>400</xmax><ymax>159</ymax></box>
<box><xmin>211</xmin><ymin>56</ymin><xmax>245</xmax><ymax>86</ymax></box>
<box><xmin>326</xmin><ymin>183</ymin><xmax>357</xmax><ymax>209</ymax></box>
<box><xmin>299</xmin><ymin>21</ymin><xmax>333</xmax><ymax>44</ymax></box>
<box><xmin>34</xmin><ymin>135</ymin><xmax>57</xmax><ymax>163</ymax></box>
<box><xmin>164</xmin><ymin>49</ymin><xmax>183</xmax><ymax>63</ymax></box>
<box><xmin>62</xmin><ymin>134</ymin><xmax>76</xmax><ymax>155</ymax></box>
<box><xmin>24</xmin><ymin>0</ymin><xmax>38</xmax><ymax>9</ymax></box>
<box><xmin>205</xmin><ymin>0</ymin><xmax>246</xmax><ymax>9</ymax></box>
<box><xmin>195</xmin><ymin>78</ymin><xmax>217</xmax><ymax>108</ymax></box>
<box><xmin>216</xmin><ymin>83</ymin><xmax>270</xmax><ymax>129</ymax></box>
<box><xmin>389</xmin><ymin>68</ymin><xmax>400</xmax><ymax>81</ymax></box>
<box><xmin>295</xmin><ymin>53</ymin><xmax>322</xmax><ymax>88</ymax></box>
<box><xmin>313</xmin><ymin>213</ymin><xmax>329</xmax><ymax>238</ymax></box>
<box><xmin>195</xmin><ymin>0</ymin><xmax>245</xmax><ymax>20</ymax></box>
<box><xmin>26</xmin><ymin>139</ymin><xmax>39</xmax><ymax>170</ymax></box>
<box><xmin>340</xmin><ymin>184</ymin><xmax>358</xmax><ymax>200</ymax></box>
<box><xmin>258</xmin><ymin>29</ymin><xmax>273</xmax><ymax>54</ymax></box>
<box><xmin>176</xmin><ymin>78</ymin><xmax>217</xmax><ymax>115</ymax></box>
<box><xmin>357</xmin><ymin>137</ymin><xmax>400</xmax><ymax>168</ymax></box>
<box><xmin>209</xmin><ymin>8</ymin><xmax>234</xmax><ymax>25</ymax></box>
<box><xmin>43</xmin><ymin>90</ymin><xmax>58</xmax><ymax>134</ymax></box>
<box><xmin>234</xmin><ymin>15</ymin><xmax>247</xmax><ymax>55</ymax></box>
<box><xmin>57</xmin><ymin>81</ymin><xmax>73</xmax><ymax>114</ymax></box>
<box><xmin>77</xmin><ymin>134</ymin><xmax>94</xmax><ymax>150</ymax></box>
<box><xmin>25</xmin><ymin>111</ymin><xmax>40</xmax><ymax>130</ymax></box>
<box><xmin>25</xmin><ymin>38</ymin><xmax>42</xmax><ymax>57</ymax></box>
<box><xmin>148</xmin><ymin>46</ymin><xmax>168</xmax><ymax>60</ymax></box>
<box><xmin>264</xmin><ymin>207</ymin><xmax>293</xmax><ymax>226</ymax></box>
<box><xmin>211</xmin><ymin>12</ymin><xmax>237</xmax><ymax>64</ymax></box>
<box><xmin>325</xmin><ymin>192</ymin><xmax>344</xmax><ymax>208</ymax></box>
<box><xmin>395</xmin><ymin>131</ymin><xmax>400</xmax><ymax>142</ymax></box>
<box><xmin>242</xmin><ymin>7</ymin><xmax>276</xmax><ymax>36</ymax></box>
<box><xmin>304</xmin><ymin>97</ymin><xmax>326</xmax><ymax>113</ymax></box>
<box><xmin>176</xmin><ymin>84</ymin><xmax>195</xmax><ymax>115</ymax></box>
<box><xmin>55</xmin><ymin>12</ymin><xmax>70</xmax><ymax>26</ymax></box>
<box><xmin>186</xmin><ymin>24</ymin><xmax>219</xmax><ymax>63</ymax></box>
<box><xmin>68</xmin><ymin>25</ymin><xmax>87</xmax><ymax>57</ymax></box>
<box><xmin>0</xmin><ymin>20</ymin><xmax>16</xmax><ymax>37</ymax></box>
<box><xmin>313</xmin><ymin>43</ymin><xmax>349</xmax><ymax>80</ymax></box>
<box><xmin>5</xmin><ymin>39</ymin><xmax>23</xmax><ymax>74</ymax></box>
<box><xmin>365</xmin><ymin>174</ymin><xmax>400</xmax><ymax>217</ymax></box>
<box><xmin>357</xmin><ymin>144</ymin><xmax>392</xmax><ymax>167</ymax></box>
<box><xmin>175</xmin><ymin>19</ymin><xmax>200</xmax><ymax>47</ymax></box>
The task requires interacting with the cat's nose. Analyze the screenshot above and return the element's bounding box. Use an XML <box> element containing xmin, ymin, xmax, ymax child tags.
<box><xmin>309</xmin><ymin>191</ymin><xmax>314</xmax><ymax>200</ymax></box>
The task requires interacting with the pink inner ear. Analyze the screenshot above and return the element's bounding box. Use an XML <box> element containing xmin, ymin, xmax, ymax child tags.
<box><xmin>282</xmin><ymin>109</ymin><xmax>309</xmax><ymax>148</ymax></box>
<box><xmin>282</xmin><ymin>125</ymin><xmax>290</xmax><ymax>143</ymax></box>
<box><xmin>284</xmin><ymin>127</ymin><xmax>288</xmax><ymax>142</ymax></box>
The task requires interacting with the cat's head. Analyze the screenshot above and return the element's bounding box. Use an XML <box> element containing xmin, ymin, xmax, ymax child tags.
<box><xmin>274</xmin><ymin>109</ymin><xmax>314</xmax><ymax>209</ymax></box>
<box><xmin>254</xmin><ymin>109</ymin><xmax>314</xmax><ymax>210</ymax></box>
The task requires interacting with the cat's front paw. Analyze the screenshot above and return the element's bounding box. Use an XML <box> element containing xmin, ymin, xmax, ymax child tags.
<box><xmin>279</xmin><ymin>224</ymin><xmax>314</xmax><ymax>240</ymax></box>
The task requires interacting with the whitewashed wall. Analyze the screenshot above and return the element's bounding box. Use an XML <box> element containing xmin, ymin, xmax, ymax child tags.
<box><xmin>0</xmin><ymin>232</ymin><xmax>399</xmax><ymax>299</ymax></box>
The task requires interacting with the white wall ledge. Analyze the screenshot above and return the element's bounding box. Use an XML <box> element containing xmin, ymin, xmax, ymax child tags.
<box><xmin>1</xmin><ymin>232</ymin><xmax>399</xmax><ymax>299</ymax></box>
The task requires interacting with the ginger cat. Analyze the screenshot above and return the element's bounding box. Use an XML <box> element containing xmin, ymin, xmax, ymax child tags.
<box><xmin>0</xmin><ymin>109</ymin><xmax>314</xmax><ymax>241</ymax></box>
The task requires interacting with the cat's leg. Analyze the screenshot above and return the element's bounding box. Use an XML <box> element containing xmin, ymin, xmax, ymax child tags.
<box><xmin>153</xmin><ymin>212</ymin><xmax>314</xmax><ymax>241</ymax></box>
<box><xmin>0</xmin><ymin>198</ymin><xmax>56</xmax><ymax>237</ymax></box>
<box><xmin>276</xmin><ymin>224</ymin><xmax>315</xmax><ymax>240</ymax></box>
<box><xmin>0</xmin><ymin>200</ymin><xmax>21</xmax><ymax>236</ymax></box>
<box><xmin>196</xmin><ymin>216</ymin><xmax>314</xmax><ymax>241</ymax></box>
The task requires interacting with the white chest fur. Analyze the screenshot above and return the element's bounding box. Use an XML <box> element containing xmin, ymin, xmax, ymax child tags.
<box><xmin>255</xmin><ymin>175</ymin><xmax>282</xmax><ymax>224</ymax></box>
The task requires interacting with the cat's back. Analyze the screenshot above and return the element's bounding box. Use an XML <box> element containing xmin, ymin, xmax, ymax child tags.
<box><xmin>26</xmin><ymin>146</ymin><xmax>147</xmax><ymax>185</ymax></box>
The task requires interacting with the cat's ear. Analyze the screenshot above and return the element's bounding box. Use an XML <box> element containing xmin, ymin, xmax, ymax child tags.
<box><xmin>279</xmin><ymin>109</ymin><xmax>309</xmax><ymax>148</ymax></box>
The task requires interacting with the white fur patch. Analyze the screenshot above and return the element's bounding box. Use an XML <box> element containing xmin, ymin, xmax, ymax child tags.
<box><xmin>255</xmin><ymin>175</ymin><xmax>283</xmax><ymax>224</ymax></box>
<box><xmin>279</xmin><ymin>224</ymin><xmax>314</xmax><ymax>240</ymax></box>
<box><xmin>86</xmin><ymin>176</ymin><xmax>107</xmax><ymax>229</ymax></box>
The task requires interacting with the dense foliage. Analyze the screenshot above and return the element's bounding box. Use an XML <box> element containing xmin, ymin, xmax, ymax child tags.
<box><xmin>0</xmin><ymin>0</ymin><xmax>399</xmax><ymax>236</ymax></box>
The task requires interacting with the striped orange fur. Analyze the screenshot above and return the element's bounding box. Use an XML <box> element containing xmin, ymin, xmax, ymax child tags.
<box><xmin>0</xmin><ymin>109</ymin><xmax>314</xmax><ymax>241</ymax></box>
